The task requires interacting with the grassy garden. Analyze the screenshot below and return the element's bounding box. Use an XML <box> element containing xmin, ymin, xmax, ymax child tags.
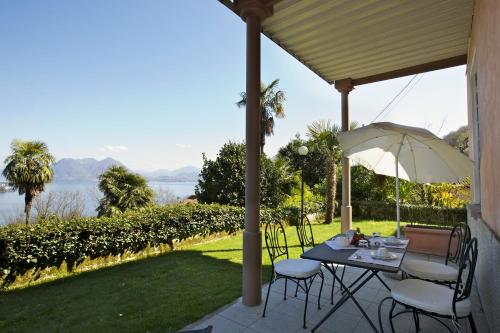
<box><xmin>0</xmin><ymin>218</ymin><xmax>403</xmax><ymax>333</ymax></box>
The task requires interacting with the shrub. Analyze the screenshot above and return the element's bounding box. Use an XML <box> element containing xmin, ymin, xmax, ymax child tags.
<box><xmin>0</xmin><ymin>204</ymin><xmax>284</xmax><ymax>286</ymax></box>
<box><xmin>349</xmin><ymin>201</ymin><xmax>467</xmax><ymax>227</ymax></box>
<box><xmin>195</xmin><ymin>142</ymin><xmax>289</xmax><ymax>208</ymax></box>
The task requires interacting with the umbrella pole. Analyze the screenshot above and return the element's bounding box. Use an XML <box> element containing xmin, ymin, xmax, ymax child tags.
<box><xmin>396</xmin><ymin>156</ymin><xmax>400</xmax><ymax>238</ymax></box>
<box><xmin>395</xmin><ymin>135</ymin><xmax>405</xmax><ymax>239</ymax></box>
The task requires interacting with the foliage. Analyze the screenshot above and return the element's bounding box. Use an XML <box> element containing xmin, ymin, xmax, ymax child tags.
<box><xmin>307</xmin><ymin>120</ymin><xmax>360</xmax><ymax>224</ymax></box>
<box><xmin>348</xmin><ymin>165</ymin><xmax>389</xmax><ymax>202</ymax></box>
<box><xmin>425</xmin><ymin>182</ymin><xmax>470</xmax><ymax>208</ymax></box>
<box><xmin>97</xmin><ymin>165</ymin><xmax>154</xmax><ymax>217</ymax></box>
<box><xmin>350</xmin><ymin>200</ymin><xmax>466</xmax><ymax>226</ymax></box>
<box><xmin>236</xmin><ymin>79</ymin><xmax>286</xmax><ymax>153</ymax></box>
<box><xmin>343</xmin><ymin>165</ymin><xmax>470</xmax><ymax>209</ymax></box>
<box><xmin>281</xmin><ymin>173</ymin><xmax>323</xmax><ymax>216</ymax></box>
<box><xmin>0</xmin><ymin>203</ymin><xmax>284</xmax><ymax>286</ymax></box>
<box><xmin>154</xmin><ymin>186</ymin><xmax>180</xmax><ymax>205</ymax></box>
<box><xmin>2</xmin><ymin>140</ymin><xmax>56</xmax><ymax>225</ymax></box>
<box><xmin>34</xmin><ymin>191</ymin><xmax>86</xmax><ymax>220</ymax></box>
<box><xmin>195</xmin><ymin>142</ymin><xmax>289</xmax><ymax>208</ymax></box>
<box><xmin>443</xmin><ymin>125</ymin><xmax>469</xmax><ymax>154</ymax></box>
<box><xmin>381</xmin><ymin>177</ymin><xmax>470</xmax><ymax>208</ymax></box>
<box><xmin>277</xmin><ymin>134</ymin><xmax>327</xmax><ymax>186</ymax></box>
<box><xmin>0</xmin><ymin>219</ymin><xmax>400</xmax><ymax>332</ymax></box>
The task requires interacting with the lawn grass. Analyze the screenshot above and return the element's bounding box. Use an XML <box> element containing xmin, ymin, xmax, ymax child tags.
<box><xmin>0</xmin><ymin>218</ymin><xmax>402</xmax><ymax>332</ymax></box>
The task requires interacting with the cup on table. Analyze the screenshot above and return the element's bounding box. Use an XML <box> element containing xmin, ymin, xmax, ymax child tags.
<box><xmin>376</xmin><ymin>247</ymin><xmax>389</xmax><ymax>257</ymax></box>
<box><xmin>358</xmin><ymin>239</ymin><xmax>368</xmax><ymax>248</ymax></box>
<box><xmin>386</xmin><ymin>236</ymin><xmax>399</xmax><ymax>243</ymax></box>
<box><xmin>333</xmin><ymin>236</ymin><xmax>350</xmax><ymax>247</ymax></box>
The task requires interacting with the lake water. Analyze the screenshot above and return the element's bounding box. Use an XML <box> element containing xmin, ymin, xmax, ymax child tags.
<box><xmin>0</xmin><ymin>180</ymin><xmax>197</xmax><ymax>225</ymax></box>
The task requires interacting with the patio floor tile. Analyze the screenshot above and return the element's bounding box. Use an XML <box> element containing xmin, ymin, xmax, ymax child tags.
<box><xmin>192</xmin><ymin>314</ymin><xmax>246</xmax><ymax>333</ymax></box>
<box><xmin>183</xmin><ymin>252</ymin><xmax>490</xmax><ymax>333</ymax></box>
<box><xmin>249</xmin><ymin>308</ymin><xmax>303</xmax><ymax>333</ymax></box>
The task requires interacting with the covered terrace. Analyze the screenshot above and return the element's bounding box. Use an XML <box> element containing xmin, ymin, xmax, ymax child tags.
<box><xmin>181</xmin><ymin>0</ymin><xmax>494</xmax><ymax>332</ymax></box>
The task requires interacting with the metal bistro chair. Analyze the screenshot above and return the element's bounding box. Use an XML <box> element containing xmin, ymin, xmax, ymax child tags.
<box><xmin>401</xmin><ymin>222</ymin><xmax>471</xmax><ymax>285</ymax></box>
<box><xmin>263</xmin><ymin>220</ymin><xmax>324</xmax><ymax>329</ymax></box>
<box><xmin>295</xmin><ymin>215</ymin><xmax>346</xmax><ymax>305</ymax></box>
<box><xmin>378</xmin><ymin>237</ymin><xmax>478</xmax><ymax>333</ymax></box>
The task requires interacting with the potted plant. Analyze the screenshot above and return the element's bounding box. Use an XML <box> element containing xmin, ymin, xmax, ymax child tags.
<box><xmin>403</xmin><ymin>224</ymin><xmax>454</xmax><ymax>256</ymax></box>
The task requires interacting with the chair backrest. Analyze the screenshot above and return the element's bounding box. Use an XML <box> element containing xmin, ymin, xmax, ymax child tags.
<box><xmin>296</xmin><ymin>215</ymin><xmax>315</xmax><ymax>253</ymax></box>
<box><xmin>446</xmin><ymin>222</ymin><xmax>471</xmax><ymax>265</ymax></box>
<box><xmin>453</xmin><ymin>237</ymin><xmax>478</xmax><ymax>313</ymax></box>
<box><xmin>264</xmin><ymin>221</ymin><xmax>289</xmax><ymax>266</ymax></box>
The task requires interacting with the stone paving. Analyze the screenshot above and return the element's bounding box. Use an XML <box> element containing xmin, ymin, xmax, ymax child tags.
<box><xmin>182</xmin><ymin>253</ymin><xmax>489</xmax><ymax>333</ymax></box>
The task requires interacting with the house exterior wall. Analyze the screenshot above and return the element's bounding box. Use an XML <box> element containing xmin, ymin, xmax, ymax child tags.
<box><xmin>467</xmin><ymin>0</ymin><xmax>500</xmax><ymax>332</ymax></box>
<box><xmin>467</xmin><ymin>0</ymin><xmax>500</xmax><ymax>235</ymax></box>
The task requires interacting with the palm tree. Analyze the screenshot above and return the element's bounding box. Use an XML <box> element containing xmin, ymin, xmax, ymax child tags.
<box><xmin>236</xmin><ymin>79</ymin><xmax>286</xmax><ymax>153</ymax></box>
<box><xmin>308</xmin><ymin>120</ymin><xmax>358</xmax><ymax>224</ymax></box>
<box><xmin>2</xmin><ymin>140</ymin><xmax>56</xmax><ymax>224</ymax></box>
<box><xmin>97</xmin><ymin>165</ymin><xmax>154</xmax><ymax>217</ymax></box>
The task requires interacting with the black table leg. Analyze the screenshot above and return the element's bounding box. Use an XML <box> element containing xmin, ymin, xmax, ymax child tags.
<box><xmin>373</xmin><ymin>270</ymin><xmax>392</xmax><ymax>291</ymax></box>
<box><xmin>341</xmin><ymin>269</ymin><xmax>369</xmax><ymax>294</ymax></box>
<box><xmin>311</xmin><ymin>266</ymin><xmax>380</xmax><ymax>333</ymax></box>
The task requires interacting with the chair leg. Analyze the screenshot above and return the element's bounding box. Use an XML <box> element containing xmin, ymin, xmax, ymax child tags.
<box><xmin>468</xmin><ymin>314</ymin><xmax>477</xmax><ymax>333</ymax></box>
<box><xmin>412</xmin><ymin>309</ymin><xmax>420</xmax><ymax>332</ymax></box>
<box><xmin>389</xmin><ymin>300</ymin><xmax>397</xmax><ymax>333</ymax></box>
<box><xmin>294</xmin><ymin>281</ymin><xmax>299</xmax><ymax>297</ymax></box>
<box><xmin>284</xmin><ymin>277</ymin><xmax>287</xmax><ymax>300</ymax></box>
<box><xmin>318</xmin><ymin>272</ymin><xmax>324</xmax><ymax>310</ymax></box>
<box><xmin>378</xmin><ymin>297</ymin><xmax>392</xmax><ymax>333</ymax></box>
<box><xmin>330</xmin><ymin>265</ymin><xmax>336</xmax><ymax>305</ymax></box>
<box><xmin>262</xmin><ymin>275</ymin><xmax>273</xmax><ymax>318</ymax></box>
<box><xmin>303</xmin><ymin>279</ymin><xmax>309</xmax><ymax>329</ymax></box>
<box><xmin>340</xmin><ymin>265</ymin><xmax>346</xmax><ymax>284</ymax></box>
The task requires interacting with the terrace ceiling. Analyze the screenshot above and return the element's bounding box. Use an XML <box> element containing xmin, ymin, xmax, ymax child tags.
<box><xmin>223</xmin><ymin>0</ymin><xmax>474</xmax><ymax>85</ymax></box>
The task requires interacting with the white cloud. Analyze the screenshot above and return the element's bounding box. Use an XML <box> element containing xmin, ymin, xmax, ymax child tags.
<box><xmin>101</xmin><ymin>145</ymin><xmax>129</xmax><ymax>152</ymax></box>
<box><xmin>175</xmin><ymin>144</ymin><xmax>192</xmax><ymax>149</ymax></box>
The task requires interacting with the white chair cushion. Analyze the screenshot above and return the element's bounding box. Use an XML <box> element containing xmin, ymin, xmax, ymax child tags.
<box><xmin>274</xmin><ymin>259</ymin><xmax>321</xmax><ymax>279</ymax></box>
<box><xmin>391</xmin><ymin>279</ymin><xmax>471</xmax><ymax>317</ymax></box>
<box><xmin>401</xmin><ymin>259</ymin><xmax>459</xmax><ymax>282</ymax></box>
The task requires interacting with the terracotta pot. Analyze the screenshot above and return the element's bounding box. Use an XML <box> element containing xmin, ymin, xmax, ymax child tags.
<box><xmin>404</xmin><ymin>226</ymin><xmax>452</xmax><ymax>256</ymax></box>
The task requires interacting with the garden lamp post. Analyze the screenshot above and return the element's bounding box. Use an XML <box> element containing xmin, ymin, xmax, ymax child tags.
<box><xmin>298</xmin><ymin>145</ymin><xmax>308</xmax><ymax>224</ymax></box>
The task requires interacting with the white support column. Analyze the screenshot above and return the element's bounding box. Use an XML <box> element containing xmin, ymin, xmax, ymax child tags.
<box><xmin>237</xmin><ymin>0</ymin><xmax>272</xmax><ymax>307</ymax></box>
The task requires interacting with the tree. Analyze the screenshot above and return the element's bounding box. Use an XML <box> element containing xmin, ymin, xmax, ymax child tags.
<box><xmin>97</xmin><ymin>165</ymin><xmax>154</xmax><ymax>217</ymax></box>
<box><xmin>277</xmin><ymin>134</ymin><xmax>328</xmax><ymax>187</ymax></box>
<box><xmin>195</xmin><ymin>142</ymin><xmax>289</xmax><ymax>208</ymax></box>
<box><xmin>236</xmin><ymin>79</ymin><xmax>286</xmax><ymax>153</ymax></box>
<box><xmin>443</xmin><ymin>125</ymin><xmax>469</xmax><ymax>154</ymax></box>
<box><xmin>307</xmin><ymin>120</ymin><xmax>358</xmax><ymax>224</ymax></box>
<box><xmin>2</xmin><ymin>140</ymin><xmax>55</xmax><ymax>224</ymax></box>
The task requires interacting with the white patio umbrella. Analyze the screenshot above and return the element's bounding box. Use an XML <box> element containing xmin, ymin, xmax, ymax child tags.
<box><xmin>337</xmin><ymin>122</ymin><xmax>473</xmax><ymax>238</ymax></box>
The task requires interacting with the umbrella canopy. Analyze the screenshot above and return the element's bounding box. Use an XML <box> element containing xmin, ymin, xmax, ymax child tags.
<box><xmin>337</xmin><ymin>122</ymin><xmax>474</xmax><ymax>237</ymax></box>
<box><xmin>338</xmin><ymin>122</ymin><xmax>473</xmax><ymax>183</ymax></box>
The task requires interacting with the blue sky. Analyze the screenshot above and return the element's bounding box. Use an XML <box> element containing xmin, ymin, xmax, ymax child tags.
<box><xmin>0</xmin><ymin>0</ymin><xmax>467</xmax><ymax>171</ymax></box>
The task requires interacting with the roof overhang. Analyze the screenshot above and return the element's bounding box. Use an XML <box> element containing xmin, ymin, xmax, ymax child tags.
<box><xmin>221</xmin><ymin>0</ymin><xmax>473</xmax><ymax>85</ymax></box>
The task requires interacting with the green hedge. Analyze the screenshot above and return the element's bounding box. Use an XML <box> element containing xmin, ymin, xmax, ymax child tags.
<box><xmin>350</xmin><ymin>200</ymin><xmax>467</xmax><ymax>226</ymax></box>
<box><xmin>0</xmin><ymin>204</ymin><xmax>283</xmax><ymax>286</ymax></box>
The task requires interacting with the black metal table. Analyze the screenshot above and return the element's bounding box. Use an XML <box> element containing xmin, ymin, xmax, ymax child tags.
<box><xmin>301</xmin><ymin>241</ymin><xmax>408</xmax><ymax>332</ymax></box>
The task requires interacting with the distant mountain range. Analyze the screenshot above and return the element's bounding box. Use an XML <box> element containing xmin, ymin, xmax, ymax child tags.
<box><xmin>137</xmin><ymin>166</ymin><xmax>201</xmax><ymax>182</ymax></box>
<box><xmin>53</xmin><ymin>158</ymin><xmax>125</xmax><ymax>181</ymax></box>
<box><xmin>0</xmin><ymin>157</ymin><xmax>201</xmax><ymax>182</ymax></box>
<box><xmin>6</xmin><ymin>157</ymin><xmax>199</xmax><ymax>182</ymax></box>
